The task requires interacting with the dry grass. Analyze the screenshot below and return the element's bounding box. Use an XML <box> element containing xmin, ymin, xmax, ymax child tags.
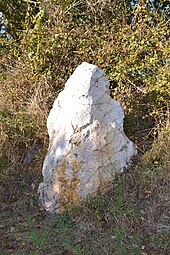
<box><xmin>0</xmin><ymin>128</ymin><xmax>169</xmax><ymax>254</ymax></box>
<box><xmin>0</xmin><ymin>1</ymin><xmax>169</xmax><ymax>254</ymax></box>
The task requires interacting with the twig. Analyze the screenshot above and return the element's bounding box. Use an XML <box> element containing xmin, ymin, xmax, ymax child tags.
<box><xmin>127</xmin><ymin>79</ymin><xmax>147</xmax><ymax>94</ymax></box>
<box><xmin>23</xmin><ymin>0</ymin><xmax>41</xmax><ymax>4</ymax></box>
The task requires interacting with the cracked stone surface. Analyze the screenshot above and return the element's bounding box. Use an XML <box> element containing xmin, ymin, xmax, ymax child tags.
<box><xmin>38</xmin><ymin>62</ymin><xmax>137</xmax><ymax>214</ymax></box>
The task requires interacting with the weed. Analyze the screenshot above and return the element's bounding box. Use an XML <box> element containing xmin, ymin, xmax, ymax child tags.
<box><xmin>27</xmin><ymin>227</ymin><xmax>50</xmax><ymax>248</ymax></box>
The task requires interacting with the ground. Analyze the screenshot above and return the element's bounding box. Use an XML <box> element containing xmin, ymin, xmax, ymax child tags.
<box><xmin>1</xmin><ymin>139</ymin><xmax>169</xmax><ymax>255</ymax></box>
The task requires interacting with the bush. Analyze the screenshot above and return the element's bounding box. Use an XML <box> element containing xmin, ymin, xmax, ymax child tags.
<box><xmin>0</xmin><ymin>0</ymin><xmax>169</xmax><ymax>202</ymax></box>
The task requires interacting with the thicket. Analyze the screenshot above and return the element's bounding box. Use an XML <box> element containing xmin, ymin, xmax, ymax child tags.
<box><xmin>0</xmin><ymin>0</ymin><xmax>169</xmax><ymax>202</ymax></box>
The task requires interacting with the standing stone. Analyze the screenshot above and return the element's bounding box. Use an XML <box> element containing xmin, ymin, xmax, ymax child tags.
<box><xmin>38</xmin><ymin>62</ymin><xmax>137</xmax><ymax>214</ymax></box>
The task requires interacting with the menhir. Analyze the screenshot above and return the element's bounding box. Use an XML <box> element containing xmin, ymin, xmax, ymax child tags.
<box><xmin>38</xmin><ymin>62</ymin><xmax>137</xmax><ymax>214</ymax></box>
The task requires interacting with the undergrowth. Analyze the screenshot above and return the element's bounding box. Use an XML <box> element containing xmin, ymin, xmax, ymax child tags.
<box><xmin>0</xmin><ymin>0</ymin><xmax>170</xmax><ymax>254</ymax></box>
<box><xmin>1</xmin><ymin>127</ymin><xmax>169</xmax><ymax>254</ymax></box>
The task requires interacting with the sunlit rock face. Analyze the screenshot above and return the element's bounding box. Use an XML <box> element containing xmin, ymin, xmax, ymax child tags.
<box><xmin>38</xmin><ymin>62</ymin><xmax>137</xmax><ymax>214</ymax></box>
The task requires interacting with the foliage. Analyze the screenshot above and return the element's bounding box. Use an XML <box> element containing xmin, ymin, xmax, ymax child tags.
<box><xmin>0</xmin><ymin>0</ymin><xmax>40</xmax><ymax>38</ymax></box>
<box><xmin>0</xmin><ymin>1</ymin><xmax>170</xmax><ymax>253</ymax></box>
<box><xmin>104</xmin><ymin>1</ymin><xmax>170</xmax><ymax>129</ymax></box>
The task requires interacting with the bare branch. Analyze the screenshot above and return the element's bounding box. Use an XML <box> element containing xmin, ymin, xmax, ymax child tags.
<box><xmin>127</xmin><ymin>79</ymin><xmax>147</xmax><ymax>94</ymax></box>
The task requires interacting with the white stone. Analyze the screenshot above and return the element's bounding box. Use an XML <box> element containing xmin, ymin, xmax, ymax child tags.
<box><xmin>38</xmin><ymin>62</ymin><xmax>137</xmax><ymax>214</ymax></box>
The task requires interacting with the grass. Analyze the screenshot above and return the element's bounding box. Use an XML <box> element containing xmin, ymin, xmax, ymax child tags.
<box><xmin>1</xmin><ymin>133</ymin><xmax>169</xmax><ymax>255</ymax></box>
<box><xmin>0</xmin><ymin>85</ymin><xmax>169</xmax><ymax>254</ymax></box>
<box><xmin>0</xmin><ymin>2</ymin><xmax>169</xmax><ymax>253</ymax></box>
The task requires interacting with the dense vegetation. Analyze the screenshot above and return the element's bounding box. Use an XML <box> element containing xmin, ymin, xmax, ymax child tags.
<box><xmin>0</xmin><ymin>1</ymin><xmax>169</xmax><ymax>254</ymax></box>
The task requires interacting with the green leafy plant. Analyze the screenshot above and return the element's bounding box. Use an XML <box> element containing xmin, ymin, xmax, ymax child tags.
<box><xmin>0</xmin><ymin>1</ymin><xmax>169</xmax><ymax>254</ymax></box>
